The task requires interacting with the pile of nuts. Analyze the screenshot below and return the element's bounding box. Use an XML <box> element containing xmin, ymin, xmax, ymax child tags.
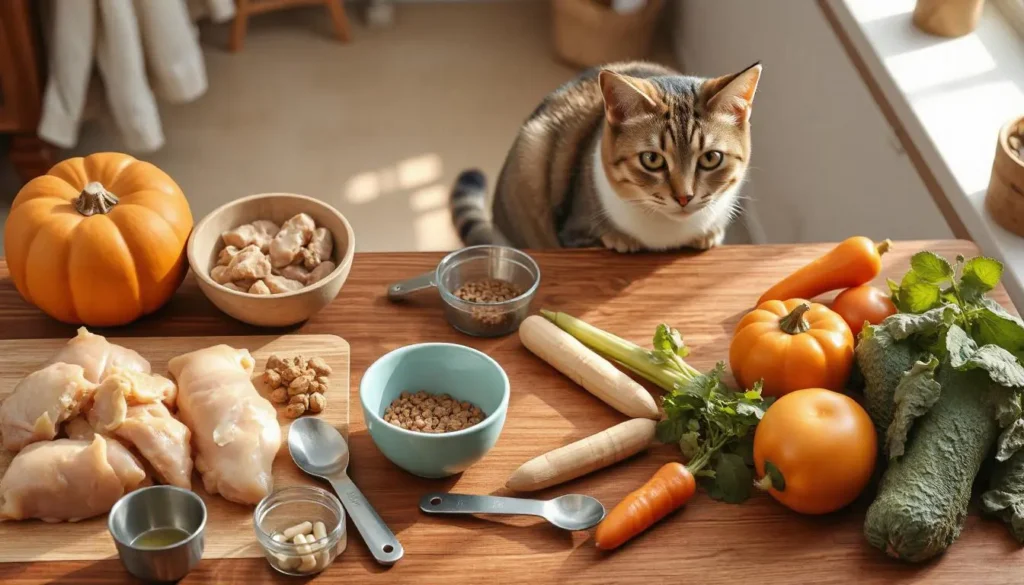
<box><xmin>267</xmin><ymin>520</ymin><xmax>337</xmax><ymax>574</ymax></box>
<box><xmin>383</xmin><ymin>391</ymin><xmax>484</xmax><ymax>434</ymax></box>
<box><xmin>263</xmin><ymin>355</ymin><xmax>331</xmax><ymax>418</ymax></box>
<box><xmin>453</xmin><ymin>278</ymin><xmax>523</xmax><ymax>327</ymax></box>
<box><xmin>1010</xmin><ymin>131</ymin><xmax>1023</xmax><ymax>162</ymax></box>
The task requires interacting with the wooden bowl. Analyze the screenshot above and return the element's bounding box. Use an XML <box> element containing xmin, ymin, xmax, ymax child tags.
<box><xmin>187</xmin><ymin>193</ymin><xmax>355</xmax><ymax>327</ymax></box>
<box><xmin>985</xmin><ymin>116</ymin><xmax>1024</xmax><ymax>237</ymax></box>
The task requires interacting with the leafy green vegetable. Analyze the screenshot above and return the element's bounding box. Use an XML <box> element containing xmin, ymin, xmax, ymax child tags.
<box><xmin>887</xmin><ymin>255</ymin><xmax>1024</xmax><ymax>392</ymax></box>
<box><xmin>993</xmin><ymin>390</ymin><xmax>1024</xmax><ymax>428</ymax></box>
<box><xmin>886</xmin><ymin>357</ymin><xmax>942</xmax><ymax>458</ymax></box>
<box><xmin>910</xmin><ymin>251</ymin><xmax>954</xmax><ymax>283</ymax></box>
<box><xmin>960</xmin><ymin>257</ymin><xmax>1003</xmax><ymax>302</ymax></box>
<box><xmin>998</xmin><ymin>419</ymin><xmax>1024</xmax><ymax>462</ymax></box>
<box><xmin>981</xmin><ymin>450</ymin><xmax>1024</xmax><ymax>543</ymax></box>
<box><xmin>710</xmin><ymin>453</ymin><xmax>752</xmax><ymax>504</ymax></box>
<box><xmin>956</xmin><ymin>345</ymin><xmax>1024</xmax><ymax>388</ymax></box>
<box><xmin>542</xmin><ymin>310</ymin><xmax>768</xmax><ymax>503</ymax></box>
<box><xmin>659</xmin><ymin>362</ymin><xmax>768</xmax><ymax>498</ymax></box>
<box><xmin>880</xmin><ymin>305</ymin><xmax>958</xmax><ymax>342</ymax></box>
<box><xmin>872</xmin><ymin>251</ymin><xmax>1024</xmax><ymax>551</ymax></box>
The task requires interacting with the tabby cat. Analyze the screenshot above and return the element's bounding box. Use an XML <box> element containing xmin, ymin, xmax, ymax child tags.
<box><xmin>450</xmin><ymin>61</ymin><xmax>761</xmax><ymax>252</ymax></box>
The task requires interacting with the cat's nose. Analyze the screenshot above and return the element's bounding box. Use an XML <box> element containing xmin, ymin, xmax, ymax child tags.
<box><xmin>678</xmin><ymin>193</ymin><xmax>695</xmax><ymax>206</ymax></box>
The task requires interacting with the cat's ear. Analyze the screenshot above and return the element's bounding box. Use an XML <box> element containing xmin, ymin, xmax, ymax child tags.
<box><xmin>706</xmin><ymin>63</ymin><xmax>762</xmax><ymax>124</ymax></box>
<box><xmin>599</xmin><ymin>71</ymin><xmax>661</xmax><ymax>125</ymax></box>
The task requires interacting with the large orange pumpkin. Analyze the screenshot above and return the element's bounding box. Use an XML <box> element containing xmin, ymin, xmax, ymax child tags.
<box><xmin>4</xmin><ymin>153</ymin><xmax>193</xmax><ymax>326</ymax></box>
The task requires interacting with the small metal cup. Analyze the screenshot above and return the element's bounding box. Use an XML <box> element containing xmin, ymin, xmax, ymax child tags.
<box><xmin>108</xmin><ymin>486</ymin><xmax>207</xmax><ymax>582</ymax></box>
<box><xmin>387</xmin><ymin>245</ymin><xmax>541</xmax><ymax>337</ymax></box>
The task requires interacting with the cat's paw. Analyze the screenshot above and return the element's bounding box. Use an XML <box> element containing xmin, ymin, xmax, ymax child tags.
<box><xmin>688</xmin><ymin>228</ymin><xmax>725</xmax><ymax>251</ymax></box>
<box><xmin>601</xmin><ymin>232</ymin><xmax>644</xmax><ymax>254</ymax></box>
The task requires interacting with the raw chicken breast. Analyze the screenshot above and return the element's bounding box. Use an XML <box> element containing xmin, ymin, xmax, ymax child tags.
<box><xmin>45</xmin><ymin>327</ymin><xmax>151</xmax><ymax>383</ymax></box>
<box><xmin>0</xmin><ymin>363</ymin><xmax>96</xmax><ymax>451</ymax></box>
<box><xmin>64</xmin><ymin>416</ymin><xmax>96</xmax><ymax>440</ymax></box>
<box><xmin>115</xmin><ymin>403</ymin><xmax>193</xmax><ymax>490</ymax></box>
<box><xmin>105</xmin><ymin>367</ymin><xmax>177</xmax><ymax>409</ymax></box>
<box><xmin>168</xmin><ymin>345</ymin><xmax>280</xmax><ymax>505</ymax></box>
<box><xmin>88</xmin><ymin>376</ymin><xmax>129</xmax><ymax>432</ymax></box>
<box><xmin>0</xmin><ymin>436</ymin><xmax>146</xmax><ymax>522</ymax></box>
<box><xmin>82</xmin><ymin>372</ymin><xmax>192</xmax><ymax>489</ymax></box>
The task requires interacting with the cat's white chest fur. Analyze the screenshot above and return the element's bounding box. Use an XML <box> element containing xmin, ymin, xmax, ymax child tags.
<box><xmin>592</xmin><ymin>144</ymin><xmax>739</xmax><ymax>251</ymax></box>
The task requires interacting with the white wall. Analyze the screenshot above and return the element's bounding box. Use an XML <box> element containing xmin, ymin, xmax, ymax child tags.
<box><xmin>673</xmin><ymin>0</ymin><xmax>952</xmax><ymax>243</ymax></box>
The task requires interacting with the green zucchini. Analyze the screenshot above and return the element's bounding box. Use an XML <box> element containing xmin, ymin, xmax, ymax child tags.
<box><xmin>856</xmin><ymin>324</ymin><xmax>925</xmax><ymax>446</ymax></box>
<box><xmin>864</xmin><ymin>364</ymin><xmax>998</xmax><ymax>562</ymax></box>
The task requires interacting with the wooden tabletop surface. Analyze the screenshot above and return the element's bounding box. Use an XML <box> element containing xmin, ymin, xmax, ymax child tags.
<box><xmin>0</xmin><ymin>241</ymin><xmax>1020</xmax><ymax>584</ymax></box>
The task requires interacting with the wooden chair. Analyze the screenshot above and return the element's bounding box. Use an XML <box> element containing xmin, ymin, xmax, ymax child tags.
<box><xmin>0</xmin><ymin>0</ymin><xmax>54</xmax><ymax>183</ymax></box>
<box><xmin>229</xmin><ymin>0</ymin><xmax>351</xmax><ymax>52</ymax></box>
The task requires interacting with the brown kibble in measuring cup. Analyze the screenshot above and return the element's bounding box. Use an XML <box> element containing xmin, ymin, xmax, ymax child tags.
<box><xmin>453</xmin><ymin>278</ymin><xmax>522</xmax><ymax>304</ymax></box>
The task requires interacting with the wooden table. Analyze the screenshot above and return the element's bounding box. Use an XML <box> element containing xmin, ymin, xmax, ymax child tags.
<box><xmin>0</xmin><ymin>241</ymin><xmax>1020</xmax><ymax>584</ymax></box>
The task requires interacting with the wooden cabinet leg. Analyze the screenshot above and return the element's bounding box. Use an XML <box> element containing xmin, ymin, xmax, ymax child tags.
<box><xmin>9</xmin><ymin>135</ymin><xmax>54</xmax><ymax>183</ymax></box>
<box><xmin>229</xmin><ymin>0</ymin><xmax>251</xmax><ymax>52</ymax></box>
<box><xmin>325</xmin><ymin>0</ymin><xmax>351</xmax><ymax>42</ymax></box>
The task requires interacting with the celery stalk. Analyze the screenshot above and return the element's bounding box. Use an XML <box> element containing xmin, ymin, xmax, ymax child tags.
<box><xmin>540</xmin><ymin>309</ymin><xmax>700</xmax><ymax>391</ymax></box>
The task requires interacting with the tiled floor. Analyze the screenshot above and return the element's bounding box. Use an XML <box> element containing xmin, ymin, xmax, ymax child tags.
<box><xmin>0</xmin><ymin>1</ymin><xmax>748</xmax><ymax>254</ymax></box>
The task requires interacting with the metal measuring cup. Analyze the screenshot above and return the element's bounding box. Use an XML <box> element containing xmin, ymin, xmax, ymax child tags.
<box><xmin>387</xmin><ymin>246</ymin><xmax>540</xmax><ymax>337</ymax></box>
<box><xmin>108</xmin><ymin>486</ymin><xmax>207</xmax><ymax>582</ymax></box>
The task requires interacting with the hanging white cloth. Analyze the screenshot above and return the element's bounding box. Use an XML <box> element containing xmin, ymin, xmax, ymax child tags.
<box><xmin>38</xmin><ymin>0</ymin><xmax>224</xmax><ymax>153</ymax></box>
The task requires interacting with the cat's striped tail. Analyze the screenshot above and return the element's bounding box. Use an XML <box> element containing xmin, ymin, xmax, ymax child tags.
<box><xmin>449</xmin><ymin>169</ymin><xmax>506</xmax><ymax>246</ymax></box>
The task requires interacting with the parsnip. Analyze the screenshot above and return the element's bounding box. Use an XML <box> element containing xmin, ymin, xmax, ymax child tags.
<box><xmin>506</xmin><ymin>418</ymin><xmax>657</xmax><ymax>492</ymax></box>
<box><xmin>519</xmin><ymin>315</ymin><xmax>659</xmax><ymax>419</ymax></box>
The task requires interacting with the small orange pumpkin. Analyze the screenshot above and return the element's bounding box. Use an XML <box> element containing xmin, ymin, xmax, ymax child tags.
<box><xmin>729</xmin><ymin>299</ymin><xmax>854</xmax><ymax>397</ymax></box>
<box><xmin>4</xmin><ymin>153</ymin><xmax>193</xmax><ymax>326</ymax></box>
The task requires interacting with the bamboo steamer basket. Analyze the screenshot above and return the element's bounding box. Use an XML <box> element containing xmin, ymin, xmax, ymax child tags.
<box><xmin>551</xmin><ymin>0</ymin><xmax>664</xmax><ymax>68</ymax></box>
<box><xmin>985</xmin><ymin>115</ymin><xmax>1024</xmax><ymax>237</ymax></box>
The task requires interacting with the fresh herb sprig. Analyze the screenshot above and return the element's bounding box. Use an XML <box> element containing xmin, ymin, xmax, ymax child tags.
<box><xmin>657</xmin><ymin>363</ymin><xmax>769</xmax><ymax>503</ymax></box>
<box><xmin>541</xmin><ymin>310</ymin><xmax>770</xmax><ymax>504</ymax></box>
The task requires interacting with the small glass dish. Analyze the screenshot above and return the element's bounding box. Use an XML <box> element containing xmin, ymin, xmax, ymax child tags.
<box><xmin>253</xmin><ymin>486</ymin><xmax>347</xmax><ymax>576</ymax></box>
<box><xmin>387</xmin><ymin>245</ymin><xmax>541</xmax><ymax>337</ymax></box>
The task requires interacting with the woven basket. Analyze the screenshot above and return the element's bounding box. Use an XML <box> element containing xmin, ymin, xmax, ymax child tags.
<box><xmin>551</xmin><ymin>0</ymin><xmax>664</xmax><ymax>68</ymax></box>
<box><xmin>985</xmin><ymin>115</ymin><xmax>1024</xmax><ymax>236</ymax></box>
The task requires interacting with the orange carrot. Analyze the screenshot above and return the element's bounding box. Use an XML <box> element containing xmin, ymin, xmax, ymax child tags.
<box><xmin>594</xmin><ymin>462</ymin><xmax>696</xmax><ymax>550</ymax></box>
<box><xmin>758</xmin><ymin>237</ymin><xmax>891</xmax><ymax>306</ymax></box>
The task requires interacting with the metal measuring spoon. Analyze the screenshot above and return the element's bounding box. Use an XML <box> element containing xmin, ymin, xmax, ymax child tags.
<box><xmin>419</xmin><ymin>493</ymin><xmax>606</xmax><ymax>531</ymax></box>
<box><xmin>288</xmin><ymin>417</ymin><xmax>404</xmax><ymax>565</ymax></box>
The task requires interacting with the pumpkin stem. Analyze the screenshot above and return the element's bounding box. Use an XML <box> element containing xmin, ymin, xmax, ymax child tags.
<box><xmin>75</xmin><ymin>182</ymin><xmax>119</xmax><ymax>216</ymax></box>
<box><xmin>779</xmin><ymin>303</ymin><xmax>811</xmax><ymax>335</ymax></box>
<box><xmin>876</xmin><ymin>239</ymin><xmax>892</xmax><ymax>256</ymax></box>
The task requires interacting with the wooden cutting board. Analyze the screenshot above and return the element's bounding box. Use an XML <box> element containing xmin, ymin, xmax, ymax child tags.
<box><xmin>0</xmin><ymin>334</ymin><xmax>350</xmax><ymax>563</ymax></box>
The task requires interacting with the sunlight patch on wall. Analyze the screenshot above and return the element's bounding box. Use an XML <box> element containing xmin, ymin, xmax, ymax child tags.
<box><xmin>398</xmin><ymin>154</ymin><xmax>443</xmax><ymax>190</ymax></box>
<box><xmin>409</xmin><ymin>184</ymin><xmax>448</xmax><ymax>212</ymax></box>
<box><xmin>344</xmin><ymin>153</ymin><xmax>443</xmax><ymax>204</ymax></box>
<box><xmin>885</xmin><ymin>36</ymin><xmax>996</xmax><ymax>94</ymax></box>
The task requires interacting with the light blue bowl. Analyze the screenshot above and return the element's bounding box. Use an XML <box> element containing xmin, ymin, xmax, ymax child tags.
<box><xmin>360</xmin><ymin>343</ymin><xmax>509</xmax><ymax>478</ymax></box>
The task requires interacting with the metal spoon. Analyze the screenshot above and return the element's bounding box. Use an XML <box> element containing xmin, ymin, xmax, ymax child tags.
<box><xmin>419</xmin><ymin>493</ymin><xmax>606</xmax><ymax>531</ymax></box>
<box><xmin>288</xmin><ymin>417</ymin><xmax>404</xmax><ymax>565</ymax></box>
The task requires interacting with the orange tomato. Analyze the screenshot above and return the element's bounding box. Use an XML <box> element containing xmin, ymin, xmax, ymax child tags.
<box><xmin>729</xmin><ymin>299</ymin><xmax>854</xmax><ymax>398</ymax></box>
<box><xmin>753</xmin><ymin>388</ymin><xmax>876</xmax><ymax>514</ymax></box>
<box><xmin>830</xmin><ymin>285</ymin><xmax>896</xmax><ymax>337</ymax></box>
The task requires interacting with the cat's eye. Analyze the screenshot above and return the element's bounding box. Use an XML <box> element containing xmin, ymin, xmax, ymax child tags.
<box><xmin>639</xmin><ymin>152</ymin><xmax>666</xmax><ymax>171</ymax></box>
<box><xmin>697</xmin><ymin>150</ymin><xmax>724</xmax><ymax>171</ymax></box>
